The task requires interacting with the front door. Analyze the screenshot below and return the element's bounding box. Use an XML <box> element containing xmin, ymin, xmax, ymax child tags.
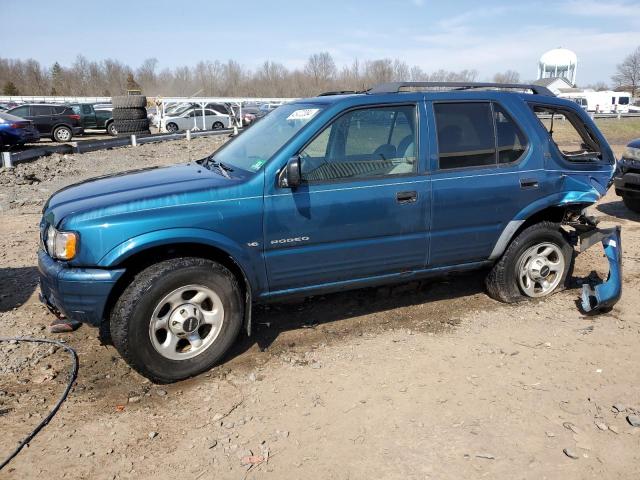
<box><xmin>264</xmin><ymin>103</ymin><xmax>431</xmax><ymax>292</ymax></box>
<box><xmin>81</xmin><ymin>104</ymin><xmax>97</xmax><ymax>128</ymax></box>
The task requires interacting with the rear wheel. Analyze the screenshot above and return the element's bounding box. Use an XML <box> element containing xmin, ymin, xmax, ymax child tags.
<box><xmin>212</xmin><ymin>121</ymin><xmax>224</xmax><ymax>130</ymax></box>
<box><xmin>485</xmin><ymin>221</ymin><xmax>573</xmax><ymax>303</ymax></box>
<box><xmin>52</xmin><ymin>125</ymin><xmax>72</xmax><ymax>142</ymax></box>
<box><xmin>110</xmin><ymin>257</ymin><xmax>243</xmax><ymax>383</ymax></box>
<box><xmin>622</xmin><ymin>196</ymin><xmax>640</xmax><ymax>213</ymax></box>
<box><xmin>106</xmin><ymin>121</ymin><xmax>117</xmax><ymax>136</ymax></box>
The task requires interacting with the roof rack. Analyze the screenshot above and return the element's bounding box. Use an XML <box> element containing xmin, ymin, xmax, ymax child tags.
<box><xmin>367</xmin><ymin>82</ymin><xmax>555</xmax><ymax>97</ymax></box>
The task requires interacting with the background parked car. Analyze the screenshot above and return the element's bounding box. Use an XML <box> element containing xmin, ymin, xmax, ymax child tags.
<box><xmin>7</xmin><ymin>103</ymin><xmax>83</xmax><ymax>142</ymax></box>
<box><xmin>240</xmin><ymin>106</ymin><xmax>262</xmax><ymax>126</ymax></box>
<box><xmin>614</xmin><ymin>138</ymin><xmax>640</xmax><ymax>213</ymax></box>
<box><xmin>67</xmin><ymin>103</ymin><xmax>116</xmax><ymax>135</ymax></box>
<box><xmin>0</xmin><ymin>112</ymin><xmax>40</xmax><ymax>147</ymax></box>
<box><xmin>160</xmin><ymin>108</ymin><xmax>230</xmax><ymax>132</ymax></box>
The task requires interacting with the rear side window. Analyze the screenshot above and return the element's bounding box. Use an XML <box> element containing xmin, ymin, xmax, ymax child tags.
<box><xmin>435</xmin><ymin>102</ymin><xmax>528</xmax><ymax>169</ymax></box>
<box><xmin>434</xmin><ymin>102</ymin><xmax>496</xmax><ymax>169</ymax></box>
<box><xmin>32</xmin><ymin>106</ymin><xmax>53</xmax><ymax>116</ymax></box>
<box><xmin>82</xmin><ymin>105</ymin><xmax>92</xmax><ymax>114</ymax></box>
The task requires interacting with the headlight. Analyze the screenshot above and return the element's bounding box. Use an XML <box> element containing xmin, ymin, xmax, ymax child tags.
<box><xmin>621</xmin><ymin>146</ymin><xmax>640</xmax><ymax>162</ymax></box>
<box><xmin>45</xmin><ymin>225</ymin><xmax>78</xmax><ymax>260</ymax></box>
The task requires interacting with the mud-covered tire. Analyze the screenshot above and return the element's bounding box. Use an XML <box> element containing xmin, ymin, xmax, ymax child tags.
<box><xmin>112</xmin><ymin>95</ymin><xmax>147</xmax><ymax>109</ymax></box>
<box><xmin>113</xmin><ymin>118</ymin><xmax>150</xmax><ymax>133</ymax></box>
<box><xmin>110</xmin><ymin>257</ymin><xmax>243</xmax><ymax>383</ymax></box>
<box><xmin>485</xmin><ymin>221</ymin><xmax>573</xmax><ymax>303</ymax></box>
<box><xmin>622</xmin><ymin>196</ymin><xmax>640</xmax><ymax>213</ymax></box>
<box><xmin>112</xmin><ymin>108</ymin><xmax>147</xmax><ymax>120</ymax></box>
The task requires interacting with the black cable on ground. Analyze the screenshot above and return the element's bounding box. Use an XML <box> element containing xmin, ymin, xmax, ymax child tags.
<box><xmin>0</xmin><ymin>337</ymin><xmax>78</xmax><ymax>471</ymax></box>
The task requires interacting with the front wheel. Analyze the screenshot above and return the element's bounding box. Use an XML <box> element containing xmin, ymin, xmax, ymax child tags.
<box><xmin>110</xmin><ymin>257</ymin><xmax>243</xmax><ymax>383</ymax></box>
<box><xmin>485</xmin><ymin>221</ymin><xmax>573</xmax><ymax>303</ymax></box>
<box><xmin>165</xmin><ymin>122</ymin><xmax>179</xmax><ymax>133</ymax></box>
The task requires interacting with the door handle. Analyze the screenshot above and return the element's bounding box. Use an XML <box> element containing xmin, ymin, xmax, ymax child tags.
<box><xmin>396</xmin><ymin>190</ymin><xmax>417</xmax><ymax>204</ymax></box>
<box><xmin>520</xmin><ymin>178</ymin><xmax>539</xmax><ymax>189</ymax></box>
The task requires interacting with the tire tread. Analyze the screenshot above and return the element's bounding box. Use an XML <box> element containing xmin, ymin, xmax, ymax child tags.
<box><xmin>110</xmin><ymin>257</ymin><xmax>242</xmax><ymax>383</ymax></box>
<box><xmin>485</xmin><ymin>221</ymin><xmax>573</xmax><ymax>303</ymax></box>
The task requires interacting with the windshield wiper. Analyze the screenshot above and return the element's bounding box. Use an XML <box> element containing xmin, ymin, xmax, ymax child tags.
<box><xmin>203</xmin><ymin>156</ymin><xmax>233</xmax><ymax>179</ymax></box>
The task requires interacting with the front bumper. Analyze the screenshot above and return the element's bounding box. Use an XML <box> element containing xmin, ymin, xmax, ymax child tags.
<box><xmin>38</xmin><ymin>250</ymin><xmax>125</xmax><ymax>326</ymax></box>
<box><xmin>579</xmin><ymin>226</ymin><xmax>622</xmax><ymax>314</ymax></box>
<box><xmin>614</xmin><ymin>172</ymin><xmax>640</xmax><ymax>199</ymax></box>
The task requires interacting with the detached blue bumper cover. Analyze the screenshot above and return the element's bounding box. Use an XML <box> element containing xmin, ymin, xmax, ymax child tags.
<box><xmin>38</xmin><ymin>250</ymin><xmax>125</xmax><ymax>326</ymax></box>
<box><xmin>580</xmin><ymin>226</ymin><xmax>622</xmax><ymax>314</ymax></box>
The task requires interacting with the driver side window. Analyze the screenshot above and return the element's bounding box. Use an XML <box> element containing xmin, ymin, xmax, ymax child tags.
<box><xmin>300</xmin><ymin>105</ymin><xmax>417</xmax><ymax>182</ymax></box>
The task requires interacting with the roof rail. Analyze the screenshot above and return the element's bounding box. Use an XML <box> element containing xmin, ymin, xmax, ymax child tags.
<box><xmin>367</xmin><ymin>82</ymin><xmax>555</xmax><ymax>97</ymax></box>
<box><xmin>318</xmin><ymin>90</ymin><xmax>361</xmax><ymax>96</ymax></box>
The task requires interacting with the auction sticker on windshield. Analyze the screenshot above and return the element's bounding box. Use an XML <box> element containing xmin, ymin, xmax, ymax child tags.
<box><xmin>287</xmin><ymin>108</ymin><xmax>320</xmax><ymax>121</ymax></box>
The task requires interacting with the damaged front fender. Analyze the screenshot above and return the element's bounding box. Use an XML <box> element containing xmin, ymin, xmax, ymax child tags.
<box><xmin>579</xmin><ymin>226</ymin><xmax>622</xmax><ymax>314</ymax></box>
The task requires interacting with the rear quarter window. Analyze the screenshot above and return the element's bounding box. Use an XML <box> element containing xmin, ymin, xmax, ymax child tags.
<box><xmin>530</xmin><ymin>104</ymin><xmax>602</xmax><ymax>163</ymax></box>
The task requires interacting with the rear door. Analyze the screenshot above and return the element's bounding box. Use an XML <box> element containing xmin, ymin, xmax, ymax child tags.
<box><xmin>428</xmin><ymin>99</ymin><xmax>542</xmax><ymax>266</ymax></box>
<box><xmin>263</xmin><ymin>103</ymin><xmax>431</xmax><ymax>292</ymax></box>
<box><xmin>31</xmin><ymin>106</ymin><xmax>55</xmax><ymax>134</ymax></box>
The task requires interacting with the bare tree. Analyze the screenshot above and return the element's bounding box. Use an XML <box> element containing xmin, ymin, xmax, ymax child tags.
<box><xmin>493</xmin><ymin>70</ymin><xmax>520</xmax><ymax>84</ymax></box>
<box><xmin>611</xmin><ymin>46</ymin><xmax>640</xmax><ymax>97</ymax></box>
<box><xmin>0</xmin><ymin>55</ymin><xmax>523</xmax><ymax>98</ymax></box>
<box><xmin>304</xmin><ymin>52</ymin><xmax>336</xmax><ymax>90</ymax></box>
<box><xmin>583</xmin><ymin>81</ymin><xmax>609</xmax><ymax>91</ymax></box>
<box><xmin>137</xmin><ymin>58</ymin><xmax>159</xmax><ymax>94</ymax></box>
<box><xmin>365</xmin><ymin>59</ymin><xmax>394</xmax><ymax>84</ymax></box>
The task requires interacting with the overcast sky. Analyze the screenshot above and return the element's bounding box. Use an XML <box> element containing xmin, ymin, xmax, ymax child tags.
<box><xmin>3</xmin><ymin>0</ymin><xmax>640</xmax><ymax>85</ymax></box>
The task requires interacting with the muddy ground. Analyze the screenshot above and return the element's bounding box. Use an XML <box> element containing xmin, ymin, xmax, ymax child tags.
<box><xmin>0</xmin><ymin>137</ymin><xmax>639</xmax><ymax>479</ymax></box>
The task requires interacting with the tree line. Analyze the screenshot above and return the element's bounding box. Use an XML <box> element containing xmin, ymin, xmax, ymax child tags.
<box><xmin>0</xmin><ymin>53</ymin><xmax>488</xmax><ymax>98</ymax></box>
<box><xmin>1</xmin><ymin>47</ymin><xmax>638</xmax><ymax>98</ymax></box>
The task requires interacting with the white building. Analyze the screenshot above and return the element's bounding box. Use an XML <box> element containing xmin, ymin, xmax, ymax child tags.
<box><xmin>537</xmin><ymin>48</ymin><xmax>578</xmax><ymax>86</ymax></box>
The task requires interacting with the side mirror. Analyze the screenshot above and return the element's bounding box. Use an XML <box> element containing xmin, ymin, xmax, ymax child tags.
<box><xmin>279</xmin><ymin>156</ymin><xmax>301</xmax><ymax>188</ymax></box>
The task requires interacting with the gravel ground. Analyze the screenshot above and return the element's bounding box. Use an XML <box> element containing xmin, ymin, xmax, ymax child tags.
<box><xmin>0</xmin><ymin>138</ymin><xmax>639</xmax><ymax>479</ymax></box>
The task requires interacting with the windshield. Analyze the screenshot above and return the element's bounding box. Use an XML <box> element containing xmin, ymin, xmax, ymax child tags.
<box><xmin>212</xmin><ymin>103</ymin><xmax>324</xmax><ymax>172</ymax></box>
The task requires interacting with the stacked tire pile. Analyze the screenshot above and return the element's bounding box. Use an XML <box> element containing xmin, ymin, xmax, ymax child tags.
<box><xmin>112</xmin><ymin>96</ymin><xmax>150</xmax><ymax>136</ymax></box>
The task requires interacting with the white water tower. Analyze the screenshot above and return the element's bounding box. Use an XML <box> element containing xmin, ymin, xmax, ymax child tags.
<box><xmin>537</xmin><ymin>48</ymin><xmax>577</xmax><ymax>85</ymax></box>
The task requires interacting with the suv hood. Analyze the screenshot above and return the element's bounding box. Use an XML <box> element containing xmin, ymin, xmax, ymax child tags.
<box><xmin>44</xmin><ymin>162</ymin><xmax>239</xmax><ymax>227</ymax></box>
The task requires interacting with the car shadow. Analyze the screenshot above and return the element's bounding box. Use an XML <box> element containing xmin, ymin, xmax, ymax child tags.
<box><xmin>0</xmin><ymin>266</ymin><xmax>39</xmax><ymax>312</ymax></box>
<box><xmin>225</xmin><ymin>270</ymin><xmax>492</xmax><ymax>361</ymax></box>
<box><xmin>596</xmin><ymin>200</ymin><xmax>640</xmax><ymax>221</ymax></box>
